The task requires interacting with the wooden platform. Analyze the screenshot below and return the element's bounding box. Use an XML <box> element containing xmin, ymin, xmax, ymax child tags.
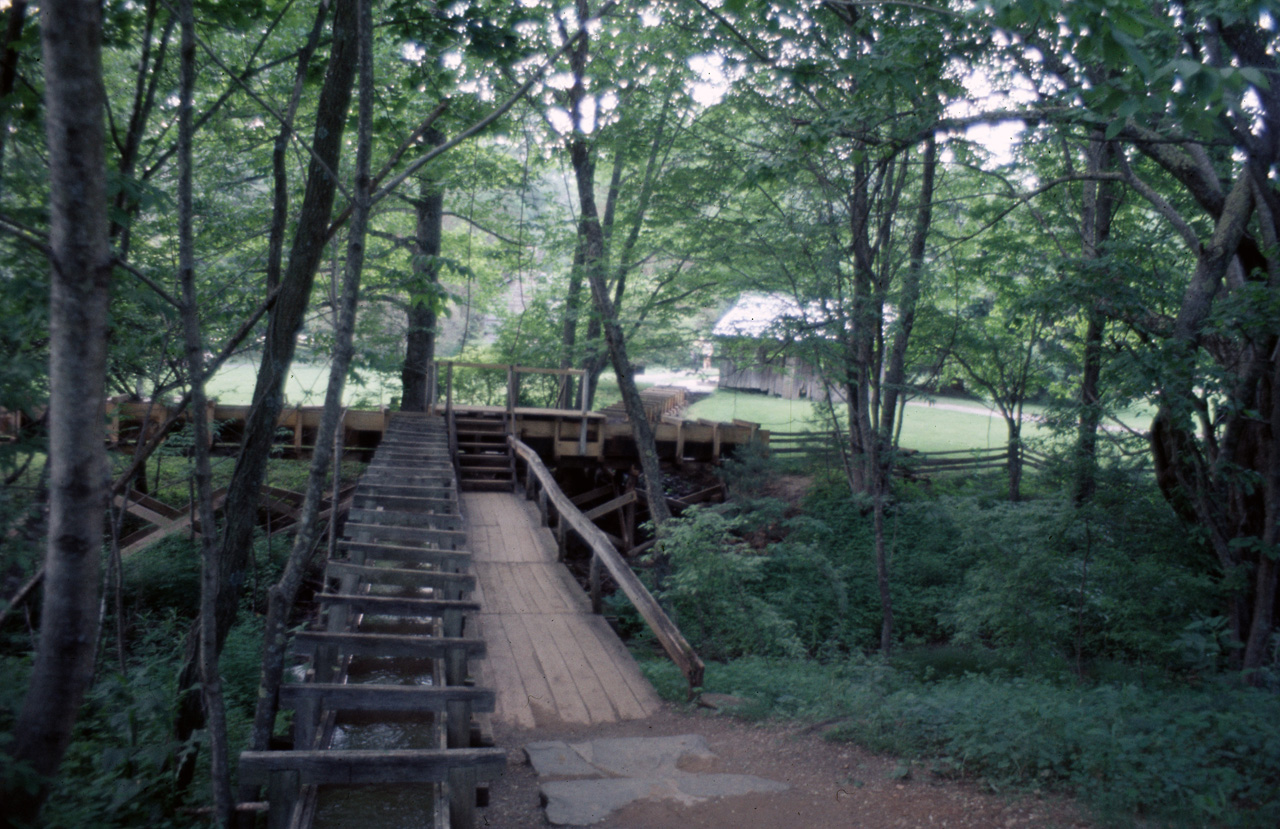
<box><xmin>463</xmin><ymin>491</ymin><xmax>662</xmax><ymax>729</ymax></box>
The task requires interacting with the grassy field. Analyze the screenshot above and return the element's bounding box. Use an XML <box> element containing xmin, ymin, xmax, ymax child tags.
<box><xmin>207</xmin><ymin>360</ymin><xmax>399</xmax><ymax>407</ymax></box>
<box><xmin>204</xmin><ymin>361</ymin><xmax>1147</xmax><ymax>455</ymax></box>
<box><xmin>686</xmin><ymin>389</ymin><xmax>1138</xmax><ymax>454</ymax></box>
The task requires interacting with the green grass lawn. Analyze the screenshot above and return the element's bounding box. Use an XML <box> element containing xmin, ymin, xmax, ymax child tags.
<box><xmin>207</xmin><ymin>359</ymin><xmax>399</xmax><ymax>407</ymax></box>
<box><xmin>686</xmin><ymin>389</ymin><xmax>1147</xmax><ymax>454</ymax></box>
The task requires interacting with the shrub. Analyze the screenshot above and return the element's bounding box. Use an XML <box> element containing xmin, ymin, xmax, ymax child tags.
<box><xmin>654</xmin><ymin>507</ymin><xmax>803</xmax><ymax>660</ymax></box>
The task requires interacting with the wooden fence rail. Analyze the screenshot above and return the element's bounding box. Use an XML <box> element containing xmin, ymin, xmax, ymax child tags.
<box><xmin>766</xmin><ymin>431</ymin><xmax>1050</xmax><ymax>473</ymax></box>
<box><xmin>509</xmin><ymin>436</ymin><xmax>705</xmax><ymax>698</ymax></box>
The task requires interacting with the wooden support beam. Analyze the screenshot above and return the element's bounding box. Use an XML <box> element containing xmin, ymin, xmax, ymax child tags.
<box><xmin>582</xmin><ymin>490</ymin><xmax>637</xmax><ymax>522</ymax></box>
<box><xmin>237</xmin><ymin>747</ymin><xmax>506</xmax><ymax>786</ymax></box>
<box><xmin>324</xmin><ymin>561</ymin><xmax>476</xmax><ymax>592</ymax></box>
<box><xmin>278</xmin><ymin>683</ymin><xmax>495</xmax><ymax>714</ymax></box>
<box><xmin>570</xmin><ymin>484</ymin><xmax>615</xmax><ymax>507</ymax></box>
<box><xmin>347</xmin><ymin>507</ymin><xmax>464</xmax><ymax>532</ymax></box>
<box><xmin>291</xmin><ymin>631</ymin><xmax>486</xmax><ymax>661</ymax></box>
<box><xmin>340</xmin><ymin>522</ymin><xmax>467</xmax><ymax>550</ymax></box>
<box><xmin>334</xmin><ymin>541</ymin><xmax>471</xmax><ymax>570</ymax></box>
<box><xmin>314</xmin><ymin>593</ymin><xmax>479</xmax><ymax>617</ymax></box>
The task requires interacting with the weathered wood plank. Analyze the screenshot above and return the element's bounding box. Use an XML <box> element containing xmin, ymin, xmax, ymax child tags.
<box><xmin>342</xmin><ymin>522</ymin><xmax>467</xmax><ymax>550</ymax></box>
<box><xmin>314</xmin><ymin>593</ymin><xmax>479</xmax><ymax>617</ymax></box>
<box><xmin>347</xmin><ymin>508</ymin><xmax>464</xmax><ymax>532</ymax></box>
<box><xmin>238</xmin><ymin>748</ymin><xmax>506</xmax><ymax>786</ymax></box>
<box><xmin>335</xmin><ymin>541</ymin><xmax>471</xmax><ymax>570</ymax></box>
<box><xmin>292</xmin><ymin>631</ymin><xmax>486</xmax><ymax>660</ymax></box>
<box><xmin>582</xmin><ymin>490</ymin><xmax>637</xmax><ymax>522</ymax></box>
<box><xmin>325</xmin><ymin>561</ymin><xmax>476</xmax><ymax>592</ymax></box>
<box><xmin>278</xmin><ymin>683</ymin><xmax>495</xmax><ymax>713</ymax></box>
<box><xmin>509</xmin><ymin>437</ymin><xmax>704</xmax><ymax>695</ymax></box>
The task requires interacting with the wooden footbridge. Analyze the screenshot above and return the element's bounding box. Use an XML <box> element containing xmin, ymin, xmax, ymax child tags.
<box><xmin>238</xmin><ymin>402</ymin><xmax>703</xmax><ymax>828</ymax></box>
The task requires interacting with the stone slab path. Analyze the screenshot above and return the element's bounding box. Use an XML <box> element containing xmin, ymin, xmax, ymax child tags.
<box><xmin>527</xmin><ymin>734</ymin><xmax>788</xmax><ymax>825</ymax></box>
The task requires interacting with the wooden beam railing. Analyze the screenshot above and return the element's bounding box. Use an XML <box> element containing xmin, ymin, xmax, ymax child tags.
<box><xmin>509</xmin><ymin>436</ymin><xmax>704</xmax><ymax>698</ymax></box>
<box><xmin>433</xmin><ymin>362</ymin><xmax>590</xmax><ymax>452</ymax></box>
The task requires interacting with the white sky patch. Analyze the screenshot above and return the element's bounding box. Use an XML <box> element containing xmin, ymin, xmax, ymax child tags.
<box><xmin>641</xmin><ymin>6</ymin><xmax>663</xmax><ymax>27</ymax></box>
<box><xmin>547</xmin><ymin>107</ymin><xmax>573</xmax><ymax>135</ymax></box>
<box><xmin>402</xmin><ymin>42</ymin><xmax>426</xmax><ymax>62</ymax></box>
<box><xmin>548</xmin><ymin>71</ymin><xmax>575</xmax><ymax>91</ymax></box>
<box><xmin>442</xmin><ymin>50</ymin><xmax>463</xmax><ymax>71</ymax></box>
<box><xmin>945</xmin><ymin>64</ymin><xmax>1039</xmax><ymax>166</ymax></box>
<box><xmin>687</xmin><ymin>53</ymin><xmax>731</xmax><ymax>106</ymax></box>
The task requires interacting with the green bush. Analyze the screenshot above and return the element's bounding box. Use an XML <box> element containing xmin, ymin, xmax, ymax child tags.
<box><xmin>654</xmin><ymin>507</ymin><xmax>803</xmax><ymax>660</ymax></box>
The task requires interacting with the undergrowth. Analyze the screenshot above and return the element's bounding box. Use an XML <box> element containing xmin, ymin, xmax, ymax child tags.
<box><xmin>636</xmin><ymin>655</ymin><xmax>1280</xmax><ymax>827</ymax></box>
<box><xmin>623</xmin><ymin>454</ymin><xmax>1276</xmax><ymax>826</ymax></box>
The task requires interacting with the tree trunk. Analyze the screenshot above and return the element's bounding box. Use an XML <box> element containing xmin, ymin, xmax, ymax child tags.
<box><xmin>176</xmin><ymin>2</ymin><xmax>233</xmax><ymax>821</ymax></box>
<box><xmin>174</xmin><ymin>0</ymin><xmax>358</xmax><ymax>780</ymax></box>
<box><xmin>565</xmin><ymin>0</ymin><xmax>669</xmax><ymax>525</ymax></box>
<box><xmin>1073</xmin><ymin>134</ymin><xmax>1115</xmax><ymax>504</ymax></box>
<box><xmin>558</xmin><ymin>235</ymin><xmax>585</xmax><ymax>408</ymax></box>
<box><xmin>880</xmin><ymin>134</ymin><xmax>937</xmax><ymax>440</ymax></box>
<box><xmin>1007</xmin><ymin>421</ymin><xmax>1022</xmax><ymax>503</ymax></box>
<box><xmin>401</xmin><ymin>132</ymin><xmax>445</xmax><ymax>412</ymax></box>
<box><xmin>266</xmin><ymin>1</ymin><xmax>330</xmax><ymax>293</ymax></box>
<box><xmin>249</xmin><ymin>0</ymin><xmax>374</xmax><ymax>757</ymax></box>
<box><xmin>0</xmin><ymin>0</ymin><xmax>28</xmax><ymax>196</ymax></box>
<box><xmin>5</xmin><ymin>2</ymin><xmax>111</xmax><ymax>823</ymax></box>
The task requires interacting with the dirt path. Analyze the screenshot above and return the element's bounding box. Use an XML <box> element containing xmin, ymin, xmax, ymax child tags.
<box><xmin>481</xmin><ymin>704</ymin><xmax>1090</xmax><ymax>828</ymax></box>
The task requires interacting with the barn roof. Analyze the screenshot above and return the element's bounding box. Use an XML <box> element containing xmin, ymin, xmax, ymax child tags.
<box><xmin>712</xmin><ymin>292</ymin><xmax>813</xmax><ymax>339</ymax></box>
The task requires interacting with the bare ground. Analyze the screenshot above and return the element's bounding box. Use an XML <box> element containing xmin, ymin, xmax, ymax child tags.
<box><xmin>480</xmin><ymin>703</ymin><xmax>1090</xmax><ymax>828</ymax></box>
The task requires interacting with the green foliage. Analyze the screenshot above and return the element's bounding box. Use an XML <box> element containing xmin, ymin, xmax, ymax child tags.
<box><xmin>653</xmin><ymin>507</ymin><xmax>803</xmax><ymax>660</ymax></box>
<box><xmin>639</xmin><ymin>652</ymin><xmax>1280</xmax><ymax>827</ymax></box>
<box><xmin>1</xmin><ymin>612</ymin><xmax>199</xmax><ymax>828</ymax></box>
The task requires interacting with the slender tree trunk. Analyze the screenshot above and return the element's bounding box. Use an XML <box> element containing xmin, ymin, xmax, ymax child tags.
<box><xmin>558</xmin><ymin>236</ymin><xmax>585</xmax><ymax>408</ymax></box>
<box><xmin>401</xmin><ymin>131</ymin><xmax>445</xmax><ymax>412</ymax></box>
<box><xmin>249</xmin><ymin>0</ymin><xmax>374</xmax><ymax>756</ymax></box>
<box><xmin>174</xmin><ymin>0</ymin><xmax>358</xmax><ymax>779</ymax></box>
<box><xmin>1007</xmin><ymin>420</ymin><xmax>1022</xmax><ymax>502</ymax></box>
<box><xmin>0</xmin><ymin>0</ymin><xmax>28</xmax><ymax>197</ymax></box>
<box><xmin>175</xmin><ymin>2</ymin><xmax>233</xmax><ymax>822</ymax></box>
<box><xmin>266</xmin><ymin>1</ymin><xmax>330</xmax><ymax>293</ymax></box>
<box><xmin>565</xmin><ymin>0</ymin><xmax>669</xmax><ymax>524</ymax></box>
<box><xmin>880</xmin><ymin>134</ymin><xmax>936</xmax><ymax>437</ymax></box>
<box><xmin>1074</xmin><ymin>135</ymin><xmax>1115</xmax><ymax>503</ymax></box>
<box><xmin>5</xmin><ymin>2</ymin><xmax>111</xmax><ymax>823</ymax></box>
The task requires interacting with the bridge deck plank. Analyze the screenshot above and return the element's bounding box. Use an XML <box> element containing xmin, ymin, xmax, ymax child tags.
<box><xmin>462</xmin><ymin>491</ymin><xmax>660</xmax><ymax>728</ymax></box>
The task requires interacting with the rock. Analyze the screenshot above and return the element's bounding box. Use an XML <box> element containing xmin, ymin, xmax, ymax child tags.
<box><xmin>697</xmin><ymin>693</ymin><xmax>749</xmax><ymax>711</ymax></box>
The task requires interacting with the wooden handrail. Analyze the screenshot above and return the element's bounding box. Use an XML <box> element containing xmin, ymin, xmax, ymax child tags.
<box><xmin>509</xmin><ymin>436</ymin><xmax>705</xmax><ymax>697</ymax></box>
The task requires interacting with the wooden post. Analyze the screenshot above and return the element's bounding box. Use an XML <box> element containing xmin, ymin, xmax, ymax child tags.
<box><xmin>589</xmin><ymin>552</ymin><xmax>602</xmax><ymax>614</ymax></box>
<box><xmin>445</xmin><ymin>363</ymin><xmax>454</xmax><ymax>423</ymax></box>
<box><xmin>267</xmin><ymin>769</ymin><xmax>299</xmax><ymax>829</ymax></box>
<box><xmin>427</xmin><ymin>361</ymin><xmax>438</xmax><ymax>415</ymax></box>
<box><xmin>578</xmin><ymin>371</ymin><xmax>589</xmax><ymax>456</ymax></box>
<box><xmin>506</xmin><ymin>365</ymin><xmax>516</xmax><ymax>436</ymax></box>
<box><xmin>622</xmin><ymin>476</ymin><xmax>636</xmax><ymax>553</ymax></box>
<box><xmin>448</xmin><ymin>767</ymin><xmax>477</xmax><ymax>829</ymax></box>
<box><xmin>328</xmin><ymin>408</ymin><xmax>345</xmax><ymax>562</ymax></box>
